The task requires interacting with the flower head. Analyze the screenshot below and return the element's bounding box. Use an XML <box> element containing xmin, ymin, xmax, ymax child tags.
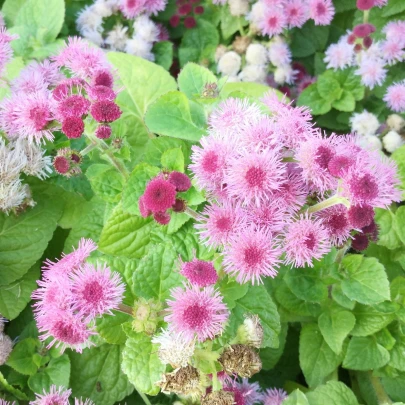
<box><xmin>347</xmin><ymin>204</ymin><xmax>374</xmax><ymax>228</ymax></box>
<box><xmin>285</xmin><ymin>0</ymin><xmax>309</xmax><ymax>28</ymax></box>
<box><xmin>258</xmin><ymin>7</ymin><xmax>287</xmax><ymax>37</ymax></box>
<box><xmin>324</xmin><ymin>39</ymin><xmax>354</xmax><ymax>70</ymax></box>
<box><xmin>317</xmin><ymin>204</ymin><xmax>352</xmax><ymax>246</ymax></box>
<box><xmin>165</xmin><ymin>284</ymin><xmax>229</xmax><ymax>342</ymax></box>
<box><xmin>168</xmin><ymin>171</ymin><xmax>192</xmax><ymax>192</ymax></box>
<box><xmin>90</xmin><ymin>100</ymin><xmax>122</xmax><ymax>123</ymax></box>
<box><xmin>350</xmin><ymin>110</ymin><xmax>380</xmax><ymax>136</ymax></box>
<box><xmin>143</xmin><ymin>176</ymin><xmax>177</xmax><ymax>213</ymax></box>
<box><xmin>0</xmin><ymin>334</ymin><xmax>13</xmax><ymax>365</ymax></box>
<box><xmin>62</xmin><ymin>117</ymin><xmax>85</xmax><ymax>139</ymax></box>
<box><xmin>355</xmin><ymin>57</ymin><xmax>387</xmax><ymax>89</ymax></box>
<box><xmin>223</xmin><ymin>379</ymin><xmax>263</xmax><ymax>405</ymax></box>
<box><xmin>30</xmin><ymin>385</ymin><xmax>71</xmax><ymax>405</ymax></box>
<box><xmin>180</xmin><ymin>258</ymin><xmax>218</xmax><ymax>287</ymax></box>
<box><xmin>262</xmin><ymin>388</ymin><xmax>288</xmax><ymax>405</ymax></box>
<box><xmin>384</xmin><ymin>81</ymin><xmax>405</xmax><ymax>113</ymax></box>
<box><xmin>95</xmin><ymin>124</ymin><xmax>112</xmax><ymax>139</ymax></box>
<box><xmin>310</xmin><ymin>0</ymin><xmax>335</xmax><ymax>25</ymax></box>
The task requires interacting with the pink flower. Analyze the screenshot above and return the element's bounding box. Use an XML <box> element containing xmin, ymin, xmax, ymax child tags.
<box><xmin>57</xmin><ymin>94</ymin><xmax>91</xmax><ymax>119</ymax></box>
<box><xmin>384</xmin><ymin>81</ymin><xmax>405</xmax><ymax>112</ymax></box>
<box><xmin>223</xmin><ymin>226</ymin><xmax>281</xmax><ymax>284</ymax></box>
<box><xmin>258</xmin><ymin>7</ymin><xmax>287</xmax><ymax>37</ymax></box>
<box><xmin>356</xmin><ymin>0</ymin><xmax>375</xmax><ymax>10</ymax></box>
<box><xmin>53</xmin><ymin>78</ymin><xmax>86</xmax><ymax>101</ymax></box>
<box><xmin>268</xmin><ymin>41</ymin><xmax>292</xmax><ymax>67</ymax></box>
<box><xmin>384</xmin><ymin>21</ymin><xmax>405</xmax><ymax>48</ymax></box>
<box><xmin>225</xmin><ymin>148</ymin><xmax>285</xmax><ymax>207</ymax></box>
<box><xmin>246</xmin><ymin>204</ymin><xmax>286</xmax><ymax>234</ymax></box>
<box><xmin>120</xmin><ymin>0</ymin><xmax>146</xmax><ymax>19</ymax></box>
<box><xmin>30</xmin><ymin>385</ymin><xmax>71</xmax><ymax>405</ymax></box>
<box><xmin>285</xmin><ymin>0</ymin><xmax>309</xmax><ymax>28</ymax></box>
<box><xmin>324</xmin><ymin>40</ymin><xmax>354</xmax><ymax>70</ymax></box>
<box><xmin>143</xmin><ymin>176</ymin><xmax>177</xmax><ymax>213</ymax></box>
<box><xmin>95</xmin><ymin>124</ymin><xmax>112</xmax><ymax>139</ymax></box>
<box><xmin>165</xmin><ymin>284</ymin><xmax>229</xmax><ymax>342</ymax></box>
<box><xmin>153</xmin><ymin>211</ymin><xmax>171</xmax><ymax>225</ymax></box>
<box><xmin>87</xmin><ymin>85</ymin><xmax>116</xmax><ymax>102</ymax></box>
<box><xmin>317</xmin><ymin>204</ymin><xmax>352</xmax><ymax>246</ymax></box>
<box><xmin>144</xmin><ymin>0</ymin><xmax>167</xmax><ymax>15</ymax></box>
<box><xmin>168</xmin><ymin>171</ymin><xmax>192</xmax><ymax>192</ymax></box>
<box><xmin>0</xmin><ymin>27</ymin><xmax>17</xmax><ymax>76</ymax></box>
<box><xmin>70</xmin><ymin>263</ymin><xmax>125</xmax><ymax>320</ymax></box>
<box><xmin>180</xmin><ymin>258</ymin><xmax>218</xmax><ymax>287</ymax></box>
<box><xmin>90</xmin><ymin>100</ymin><xmax>122</xmax><ymax>123</ymax></box>
<box><xmin>273</xmin><ymin>173</ymin><xmax>308</xmax><ymax>213</ymax></box>
<box><xmin>347</xmin><ymin>204</ymin><xmax>374</xmax><ymax>228</ymax></box>
<box><xmin>353</xmin><ymin>23</ymin><xmax>376</xmax><ymax>38</ymax></box>
<box><xmin>262</xmin><ymin>388</ymin><xmax>288</xmax><ymax>405</ymax></box>
<box><xmin>352</xmin><ymin>232</ymin><xmax>369</xmax><ymax>251</ymax></box>
<box><xmin>381</xmin><ymin>40</ymin><xmax>405</xmax><ymax>65</ymax></box>
<box><xmin>328</xmin><ymin>155</ymin><xmax>355</xmax><ymax>178</ymax></box>
<box><xmin>92</xmin><ymin>69</ymin><xmax>114</xmax><ymax>88</ymax></box>
<box><xmin>195</xmin><ymin>201</ymin><xmax>246</xmax><ymax>249</ymax></box>
<box><xmin>310</xmin><ymin>0</ymin><xmax>335</xmax><ymax>25</ymax></box>
<box><xmin>62</xmin><ymin>117</ymin><xmax>85</xmax><ymax>139</ymax></box>
<box><xmin>355</xmin><ymin>57</ymin><xmax>387</xmax><ymax>89</ymax></box>
<box><xmin>224</xmin><ymin>379</ymin><xmax>263</xmax><ymax>405</ymax></box>
<box><xmin>11</xmin><ymin>69</ymin><xmax>48</xmax><ymax>95</ymax></box>
<box><xmin>240</xmin><ymin>117</ymin><xmax>281</xmax><ymax>151</ymax></box>
<box><xmin>283</xmin><ymin>214</ymin><xmax>331</xmax><ymax>267</ymax></box>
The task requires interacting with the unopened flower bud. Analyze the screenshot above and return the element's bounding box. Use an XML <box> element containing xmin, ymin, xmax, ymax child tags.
<box><xmin>0</xmin><ymin>334</ymin><xmax>13</xmax><ymax>365</ymax></box>
<box><xmin>201</xmin><ymin>390</ymin><xmax>235</xmax><ymax>405</ymax></box>
<box><xmin>386</xmin><ymin>114</ymin><xmax>405</xmax><ymax>132</ymax></box>
<box><xmin>235</xmin><ymin>315</ymin><xmax>264</xmax><ymax>348</ymax></box>
<box><xmin>232</xmin><ymin>36</ymin><xmax>252</xmax><ymax>55</ymax></box>
<box><xmin>157</xmin><ymin>365</ymin><xmax>202</xmax><ymax>396</ymax></box>
<box><xmin>172</xmin><ymin>198</ymin><xmax>187</xmax><ymax>213</ymax></box>
<box><xmin>132</xmin><ymin>297</ymin><xmax>162</xmax><ymax>335</ymax></box>
<box><xmin>383</xmin><ymin>130</ymin><xmax>404</xmax><ymax>153</ymax></box>
<box><xmin>218</xmin><ymin>344</ymin><xmax>262</xmax><ymax>378</ymax></box>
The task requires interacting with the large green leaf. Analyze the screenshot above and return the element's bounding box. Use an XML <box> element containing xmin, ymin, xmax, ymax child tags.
<box><xmin>351</xmin><ymin>304</ymin><xmax>396</xmax><ymax>337</ymax></box>
<box><xmin>1</xmin><ymin>0</ymin><xmax>27</xmax><ymax>25</ymax></box>
<box><xmin>290</xmin><ymin>21</ymin><xmax>330</xmax><ymax>58</ymax></box>
<box><xmin>391</xmin><ymin>146</ymin><xmax>405</xmax><ymax>199</ymax></box>
<box><xmin>341</xmin><ymin>255</ymin><xmax>390</xmax><ymax>305</ymax></box>
<box><xmin>6</xmin><ymin>338</ymin><xmax>40</xmax><ymax>376</ymax></box>
<box><xmin>69</xmin><ymin>344</ymin><xmax>133</xmax><ymax>405</ymax></box>
<box><xmin>375</xmin><ymin>208</ymin><xmax>401</xmax><ymax>250</ymax></box>
<box><xmin>178</xmin><ymin>62</ymin><xmax>217</xmax><ymax>100</ymax></box>
<box><xmin>283</xmin><ymin>389</ymin><xmax>310</xmax><ymax>405</ymax></box>
<box><xmin>121</xmin><ymin>330</ymin><xmax>165</xmax><ymax>395</ymax></box>
<box><xmin>96</xmin><ymin>312</ymin><xmax>132</xmax><ymax>345</ymax></box>
<box><xmin>297</xmin><ymin>84</ymin><xmax>331</xmax><ymax>115</ymax></box>
<box><xmin>306</xmin><ymin>381</ymin><xmax>359</xmax><ymax>405</ymax></box>
<box><xmin>0</xmin><ymin>371</ymin><xmax>29</xmax><ymax>400</ymax></box>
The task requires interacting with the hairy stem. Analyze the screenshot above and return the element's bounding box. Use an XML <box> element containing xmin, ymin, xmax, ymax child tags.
<box><xmin>306</xmin><ymin>195</ymin><xmax>350</xmax><ymax>214</ymax></box>
<box><xmin>185</xmin><ymin>206</ymin><xmax>201</xmax><ymax>221</ymax></box>
<box><xmin>80</xmin><ymin>142</ymin><xmax>98</xmax><ymax>156</ymax></box>
<box><xmin>117</xmin><ymin>303</ymin><xmax>133</xmax><ymax>315</ymax></box>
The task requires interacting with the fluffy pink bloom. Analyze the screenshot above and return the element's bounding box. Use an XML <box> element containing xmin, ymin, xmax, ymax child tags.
<box><xmin>355</xmin><ymin>57</ymin><xmax>387</xmax><ymax>89</ymax></box>
<box><xmin>240</xmin><ymin>117</ymin><xmax>280</xmax><ymax>151</ymax></box>
<box><xmin>258</xmin><ymin>7</ymin><xmax>287</xmax><ymax>37</ymax></box>
<box><xmin>11</xmin><ymin>69</ymin><xmax>48</xmax><ymax>95</ymax></box>
<box><xmin>180</xmin><ymin>258</ymin><xmax>218</xmax><ymax>287</ymax></box>
<box><xmin>374</xmin><ymin>0</ymin><xmax>387</xmax><ymax>6</ymax></box>
<box><xmin>223</xmin><ymin>226</ymin><xmax>281</xmax><ymax>284</ymax></box>
<box><xmin>0</xmin><ymin>94</ymin><xmax>21</xmax><ymax>135</ymax></box>
<box><xmin>87</xmin><ymin>85</ymin><xmax>116</xmax><ymax>102</ymax></box>
<box><xmin>143</xmin><ymin>176</ymin><xmax>177</xmax><ymax>213</ymax></box>
<box><xmin>262</xmin><ymin>388</ymin><xmax>288</xmax><ymax>405</ymax></box>
<box><xmin>384</xmin><ymin>81</ymin><xmax>405</xmax><ymax>112</ymax></box>
<box><xmin>144</xmin><ymin>0</ymin><xmax>167</xmax><ymax>15</ymax></box>
<box><xmin>324</xmin><ymin>40</ymin><xmax>354</xmax><ymax>70</ymax></box>
<box><xmin>62</xmin><ymin>117</ymin><xmax>84</xmax><ymax>139</ymax></box>
<box><xmin>0</xmin><ymin>401</ymin><xmax>16</xmax><ymax>405</ymax></box>
<box><xmin>245</xmin><ymin>204</ymin><xmax>286</xmax><ymax>234</ymax></box>
<box><xmin>268</xmin><ymin>41</ymin><xmax>292</xmax><ymax>67</ymax></box>
<box><xmin>70</xmin><ymin>263</ymin><xmax>125</xmax><ymax>320</ymax></box>
<box><xmin>328</xmin><ymin>155</ymin><xmax>355</xmax><ymax>178</ymax></box>
<box><xmin>53</xmin><ymin>78</ymin><xmax>86</xmax><ymax>101</ymax></box>
<box><xmin>153</xmin><ymin>211</ymin><xmax>171</xmax><ymax>225</ymax></box>
<box><xmin>317</xmin><ymin>204</ymin><xmax>352</xmax><ymax>246</ymax></box>
<box><xmin>285</xmin><ymin>0</ymin><xmax>309</xmax><ymax>28</ymax></box>
<box><xmin>224</xmin><ymin>379</ymin><xmax>263</xmax><ymax>405</ymax></box>
<box><xmin>283</xmin><ymin>214</ymin><xmax>331</xmax><ymax>267</ymax></box>
<box><xmin>95</xmin><ymin>124</ymin><xmax>112</xmax><ymax>139</ymax></box>
<box><xmin>310</xmin><ymin>0</ymin><xmax>335</xmax><ymax>25</ymax></box>
<box><xmin>273</xmin><ymin>173</ymin><xmax>308</xmax><ymax>213</ymax></box>
<box><xmin>0</xmin><ymin>27</ymin><xmax>17</xmax><ymax>75</ymax></box>
<box><xmin>384</xmin><ymin>21</ymin><xmax>405</xmax><ymax>48</ymax></box>
<box><xmin>195</xmin><ymin>201</ymin><xmax>246</xmax><ymax>249</ymax></box>
<box><xmin>165</xmin><ymin>284</ymin><xmax>229</xmax><ymax>342</ymax></box>
<box><xmin>381</xmin><ymin>40</ymin><xmax>405</xmax><ymax>65</ymax></box>
<box><xmin>168</xmin><ymin>171</ymin><xmax>192</xmax><ymax>192</ymax></box>
<box><xmin>58</xmin><ymin>95</ymin><xmax>91</xmax><ymax>119</ymax></box>
<box><xmin>225</xmin><ymin>148</ymin><xmax>285</xmax><ymax>206</ymax></box>
<box><xmin>30</xmin><ymin>385</ymin><xmax>71</xmax><ymax>405</ymax></box>
<box><xmin>120</xmin><ymin>0</ymin><xmax>146</xmax><ymax>18</ymax></box>
<box><xmin>90</xmin><ymin>100</ymin><xmax>122</xmax><ymax>123</ymax></box>
<box><xmin>295</xmin><ymin>133</ymin><xmax>338</xmax><ymax>193</ymax></box>
<box><xmin>92</xmin><ymin>69</ymin><xmax>114</xmax><ymax>88</ymax></box>
<box><xmin>347</xmin><ymin>204</ymin><xmax>374</xmax><ymax>228</ymax></box>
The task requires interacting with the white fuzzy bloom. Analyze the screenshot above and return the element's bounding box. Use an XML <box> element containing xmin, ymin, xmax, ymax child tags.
<box><xmin>383</xmin><ymin>130</ymin><xmax>404</xmax><ymax>153</ymax></box>
<box><xmin>218</xmin><ymin>51</ymin><xmax>242</xmax><ymax>76</ymax></box>
<box><xmin>247</xmin><ymin>1</ymin><xmax>265</xmax><ymax>28</ymax></box>
<box><xmin>134</xmin><ymin>15</ymin><xmax>159</xmax><ymax>43</ymax></box>
<box><xmin>77</xmin><ymin>6</ymin><xmax>103</xmax><ymax>34</ymax></box>
<box><xmin>229</xmin><ymin>0</ymin><xmax>249</xmax><ymax>16</ymax></box>
<box><xmin>0</xmin><ymin>180</ymin><xmax>28</xmax><ymax>213</ymax></box>
<box><xmin>152</xmin><ymin>329</ymin><xmax>195</xmax><ymax>368</ymax></box>
<box><xmin>350</xmin><ymin>110</ymin><xmax>380</xmax><ymax>136</ymax></box>
<box><xmin>215</xmin><ymin>45</ymin><xmax>228</xmax><ymax>63</ymax></box>
<box><xmin>239</xmin><ymin>64</ymin><xmax>267</xmax><ymax>83</ymax></box>
<box><xmin>0</xmin><ymin>334</ymin><xmax>13</xmax><ymax>365</ymax></box>
<box><xmin>387</xmin><ymin>114</ymin><xmax>405</xmax><ymax>132</ymax></box>
<box><xmin>358</xmin><ymin>134</ymin><xmax>383</xmax><ymax>151</ymax></box>
<box><xmin>0</xmin><ymin>140</ymin><xmax>27</xmax><ymax>184</ymax></box>
<box><xmin>324</xmin><ymin>38</ymin><xmax>354</xmax><ymax>70</ymax></box>
<box><xmin>274</xmin><ymin>64</ymin><xmax>295</xmax><ymax>85</ymax></box>
<box><xmin>105</xmin><ymin>24</ymin><xmax>129</xmax><ymax>51</ymax></box>
<box><xmin>268</xmin><ymin>38</ymin><xmax>291</xmax><ymax>67</ymax></box>
<box><xmin>125</xmin><ymin>36</ymin><xmax>155</xmax><ymax>61</ymax></box>
<box><xmin>82</xmin><ymin>29</ymin><xmax>104</xmax><ymax>47</ymax></box>
<box><xmin>241</xmin><ymin>315</ymin><xmax>263</xmax><ymax>348</ymax></box>
<box><xmin>246</xmin><ymin>43</ymin><xmax>268</xmax><ymax>65</ymax></box>
<box><xmin>361</xmin><ymin>41</ymin><xmax>383</xmax><ymax>61</ymax></box>
<box><xmin>93</xmin><ymin>0</ymin><xmax>114</xmax><ymax>17</ymax></box>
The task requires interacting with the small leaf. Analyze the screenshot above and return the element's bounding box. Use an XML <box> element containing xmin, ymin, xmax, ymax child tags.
<box><xmin>283</xmin><ymin>389</ymin><xmax>310</xmax><ymax>405</ymax></box>
<box><xmin>332</xmin><ymin>90</ymin><xmax>356</xmax><ymax>112</ymax></box>
<box><xmin>6</xmin><ymin>338</ymin><xmax>40</xmax><ymax>376</ymax></box>
<box><xmin>178</xmin><ymin>62</ymin><xmax>217</xmax><ymax>99</ymax></box>
<box><xmin>306</xmin><ymin>381</ymin><xmax>359</xmax><ymax>405</ymax></box>
<box><xmin>297</xmin><ymin>84</ymin><xmax>331</xmax><ymax>115</ymax></box>
<box><xmin>161</xmin><ymin>148</ymin><xmax>185</xmax><ymax>172</ymax></box>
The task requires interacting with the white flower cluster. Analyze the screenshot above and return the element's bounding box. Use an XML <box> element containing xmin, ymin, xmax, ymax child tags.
<box><xmin>350</xmin><ymin>111</ymin><xmax>405</xmax><ymax>153</ymax></box>
<box><xmin>0</xmin><ymin>139</ymin><xmax>51</xmax><ymax>213</ymax></box>
<box><xmin>77</xmin><ymin>0</ymin><xmax>161</xmax><ymax>61</ymax></box>
<box><xmin>0</xmin><ymin>318</ymin><xmax>12</xmax><ymax>365</ymax></box>
<box><xmin>216</xmin><ymin>37</ymin><xmax>295</xmax><ymax>85</ymax></box>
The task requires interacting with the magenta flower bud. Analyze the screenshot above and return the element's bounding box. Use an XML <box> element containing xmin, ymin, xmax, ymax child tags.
<box><xmin>184</xmin><ymin>16</ymin><xmax>196</xmax><ymax>29</ymax></box>
<box><xmin>168</xmin><ymin>171</ymin><xmax>192</xmax><ymax>192</ymax></box>
<box><xmin>143</xmin><ymin>176</ymin><xmax>177</xmax><ymax>213</ymax></box>
<box><xmin>95</xmin><ymin>124</ymin><xmax>112</xmax><ymax>139</ymax></box>
<box><xmin>180</xmin><ymin>258</ymin><xmax>218</xmax><ymax>287</ymax></box>
<box><xmin>194</xmin><ymin>5</ymin><xmax>204</xmax><ymax>14</ymax></box>
<box><xmin>363</xmin><ymin>36</ymin><xmax>373</xmax><ymax>48</ymax></box>
<box><xmin>347</xmin><ymin>33</ymin><xmax>357</xmax><ymax>44</ymax></box>
<box><xmin>170</xmin><ymin>15</ymin><xmax>180</xmax><ymax>27</ymax></box>
<box><xmin>53</xmin><ymin>156</ymin><xmax>70</xmax><ymax>174</ymax></box>
<box><xmin>356</xmin><ymin>0</ymin><xmax>375</xmax><ymax>10</ymax></box>
<box><xmin>353</xmin><ymin>23</ymin><xmax>376</xmax><ymax>38</ymax></box>
<box><xmin>352</xmin><ymin>233</ymin><xmax>369</xmax><ymax>251</ymax></box>
<box><xmin>62</xmin><ymin>117</ymin><xmax>84</xmax><ymax>139</ymax></box>
<box><xmin>178</xmin><ymin>3</ymin><xmax>192</xmax><ymax>15</ymax></box>
<box><xmin>153</xmin><ymin>211</ymin><xmax>171</xmax><ymax>225</ymax></box>
<box><xmin>90</xmin><ymin>101</ymin><xmax>122</xmax><ymax>123</ymax></box>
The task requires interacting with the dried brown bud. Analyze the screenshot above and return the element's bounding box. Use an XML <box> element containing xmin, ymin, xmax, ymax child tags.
<box><xmin>201</xmin><ymin>390</ymin><xmax>235</xmax><ymax>405</ymax></box>
<box><xmin>232</xmin><ymin>36</ymin><xmax>252</xmax><ymax>54</ymax></box>
<box><xmin>157</xmin><ymin>365</ymin><xmax>202</xmax><ymax>396</ymax></box>
<box><xmin>218</xmin><ymin>344</ymin><xmax>262</xmax><ymax>378</ymax></box>
<box><xmin>201</xmin><ymin>83</ymin><xmax>219</xmax><ymax>99</ymax></box>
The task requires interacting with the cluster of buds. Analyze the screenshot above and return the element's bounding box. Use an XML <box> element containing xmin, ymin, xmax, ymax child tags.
<box><xmin>132</xmin><ymin>297</ymin><xmax>162</xmax><ymax>335</ymax></box>
<box><xmin>53</xmin><ymin>148</ymin><xmax>83</xmax><ymax>177</ymax></box>
<box><xmin>169</xmin><ymin>0</ymin><xmax>204</xmax><ymax>29</ymax></box>
<box><xmin>139</xmin><ymin>171</ymin><xmax>192</xmax><ymax>225</ymax></box>
<box><xmin>347</xmin><ymin>23</ymin><xmax>375</xmax><ymax>52</ymax></box>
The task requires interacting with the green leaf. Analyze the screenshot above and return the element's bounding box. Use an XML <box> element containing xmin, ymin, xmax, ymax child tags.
<box><xmin>121</xmin><ymin>331</ymin><xmax>165</xmax><ymax>395</ymax></box>
<box><xmin>299</xmin><ymin>323</ymin><xmax>344</xmax><ymax>388</ymax></box>
<box><xmin>334</xmin><ymin>68</ymin><xmax>365</xmax><ymax>101</ymax></box>
<box><xmin>132</xmin><ymin>243</ymin><xmax>182</xmax><ymax>301</ymax></box>
<box><xmin>341</xmin><ymin>255</ymin><xmax>390</xmax><ymax>305</ymax></box>
<box><xmin>0</xmin><ymin>264</ymin><xmax>40</xmax><ymax>320</ymax></box>
<box><xmin>392</xmin><ymin>146</ymin><xmax>405</xmax><ymax>199</ymax></box>
<box><xmin>220</xmin><ymin>7</ymin><xmax>245</xmax><ymax>39</ymax></box>
<box><xmin>221</xmin><ymin>82</ymin><xmax>276</xmax><ymax>99</ymax></box>
<box><xmin>306</xmin><ymin>381</ymin><xmax>359</xmax><ymax>405</ymax></box>
<box><xmin>389</xmin><ymin>339</ymin><xmax>405</xmax><ymax>372</ymax></box>
<box><xmin>28</xmin><ymin>355</ymin><xmax>70</xmax><ymax>394</ymax></box>
<box><xmin>318</xmin><ymin>308</ymin><xmax>355</xmax><ymax>354</ymax></box>
<box><xmin>382</xmin><ymin>373</ymin><xmax>405</xmax><ymax>403</ymax></box>
<box><xmin>394</xmin><ymin>206</ymin><xmax>405</xmax><ymax>247</ymax></box>
<box><xmin>167</xmin><ymin>213</ymin><xmax>190</xmax><ymax>235</ymax></box>
<box><xmin>99</xmin><ymin>205</ymin><xmax>155</xmax><ymax>259</ymax></box>
<box><xmin>1</xmin><ymin>0</ymin><xmax>27</xmax><ymax>25</ymax></box>
<box><xmin>290</xmin><ymin>21</ymin><xmax>330</xmax><ymax>57</ymax></box>
<box><xmin>284</xmin><ymin>267</ymin><xmax>328</xmax><ymax>303</ymax></box>
<box><xmin>230</xmin><ymin>285</ymin><xmax>280</xmax><ymax>348</ymax></box>
<box><xmin>96</xmin><ymin>312</ymin><xmax>132</xmax><ymax>345</ymax></box>
<box><xmin>0</xmin><ymin>57</ymin><xmax>25</xmax><ymax>101</ymax></box>
<box><xmin>153</xmin><ymin>41</ymin><xmax>173</xmax><ymax>70</ymax></box>
<box><xmin>0</xmin><ymin>197</ymin><xmax>61</xmax><ymax>286</ymax></box>
<box><xmin>343</xmin><ymin>336</ymin><xmax>390</xmax><ymax>370</ymax></box>
<box><xmin>145</xmin><ymin>91</ymin><xmax>206</xmax><ymax>142</ymax></box>
<box><xmin>0</xmin><ymin>371</ymin><xmax>29</xmax><ymax>401</ymax></box>
<box><xmin>260</xmin><ymin>323</ymin><xmax>288</xmax><ymax>370</ymax></box>
<box><xmin>219</xmin><ymin>278</ymin><xmax>249</xmax><ymax>310</ymax></box>
<box><xmin>317</xmin><ymin>72</ymin><xmax>342</xmax><ymax>102</ymax></box>
<box><xmin>332</xmin><ymin>285</ymin><xmax>355</xmax><ymax>310</ymax></box>
<box><xmin>178</xmin><ymin>62</ymin><xmax>217</xmax><ymax>100</ymax></box>
<box><xmin>161</xmin><ymin>148</ymin><xmax>185</xmax><ymax>172</ymax></box>
<box><xmin>6</xmin><ymin>338</ymin><xmax>40</xmax><ymax>376</ymax></box>
<box><xmin>382</xmin><ymin>0</ymin><xmax>405</xmax><ymax>17</ymax></box>
<box><xmin>122</xmin><ymin>163</ymin><xmax>160</xmax><ymax>217</ymax></box>
<box><xmin>351</xmin><ymin>304</ymin><xmax>395</xmax><ymax>337</ymax></box>
<box><xmin>179</xmin><ymin>19</ymin><xmax>219</xmax><ymax>66</ymax></box>
<box><xmin>283</xmin><ymin>389</ymin><xmax>310</xmax><ymax>405</ymax></box>
<box><xmin>69</xmin><ymin>344</ymin><xmax>133</xmax><ymax>405</ymax></box>
<box><xmin>86</xmin><ymin>164</ymin><xmax>125</xmax><ymax>203</ymax></box>
<box><xmin>374</xmin><ymin>208</ymin><xmax>401</xmax><ymax>250</ymax></box>
<box><xmin>332</xmin><ymin>90</ymin><xmax>356</xmax><ymax>112</ymax></box>
<box><xmin>297</xmin><ymin>84</ymin><xmax>331</xmax><ymax>115</ymax></box>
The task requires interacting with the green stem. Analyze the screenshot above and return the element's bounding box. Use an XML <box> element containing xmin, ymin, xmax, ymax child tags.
<box><xmin>185</xmin><ymin>206</ymin><xmax>201</xmax><ymax>221</ymax></box>
<box><xmin>369</xmin><ymin>373</ymin><xmax>392</xmax><ymax>405</ymax></box>
<box><xmin>137</xmin><ymin>389</ymin><xmax>152</xmax><ymax>405</ymax></box>
<box><xmin>117</xmin><ymin>303</ymin><xmax>133</xmax><ymax>315</ymax></box>
<box><xmin>238</xmin><ymin>18</ymin><xmax>246</xmax><ymax>36</ymax></box>
<box><xmin>80</xmin><ymin>142</ymin><xmax>98</xmax><ymax>156</ymax></box>
<box><xmin>363</xmin><ymin>10</ymin><xmax>370</xmax><ymax>24</ymax></box>
<box><xmin>306</xmin><ymin>195</ymin><xmax>350</xmax><ymax>214</ymax></box>
<box><xmin>335</xmin><ymin>241</ymin><xmax>351</xmax><ymax>264</ymax></box>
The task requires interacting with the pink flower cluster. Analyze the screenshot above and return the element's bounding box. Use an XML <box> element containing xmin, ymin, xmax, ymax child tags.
<box><xmin>139</xmin><ymin>171</ymin><xmax>192</xmax><ymax>225</ymax></box>
<box><xmin>120</xmin><ymin>0</ymin><xmax>167</xmax><ymax>18</ymax></box>
<box><xmin>29</xmin><ymin>385</ymin><xmax>95</xmax><ymax>405</ymax></box>
<box><xmin>249</xmin><ymin>0</ymin><xmax>335</xmax><ymax>38</ymax></box>
<box><xmin>0</xmin><ymin>27</ymin><xmax>17</xmax><ymax>78</ymax></box>
<box><xmin>32</xmin><ymin>238</ymin><xmax>125</xmax><ymax>353</ymax></box>
<box><xmin>189</xmin><ymin>96</ymin><xmax>400</xmax><ymax>282</ymax></box>
<box><xmin>356</xmin><ymin>0</ymin><xmax>387</xmax><ymax>11</ymax></box>
<box><xmin>0</xmin><ymin>37</ymin><xmax>121</xmax><ymax>144</ymax></box>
